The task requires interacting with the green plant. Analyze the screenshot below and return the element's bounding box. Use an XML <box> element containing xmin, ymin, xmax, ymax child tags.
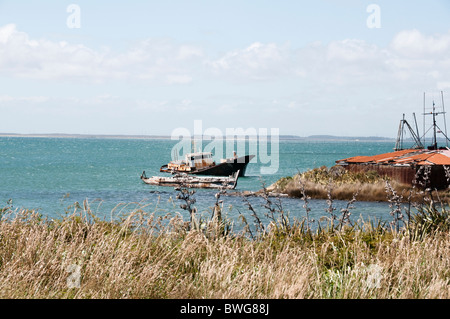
<box><xmin>409</xmin><ymin>201</ymin><xmax>450</xmax><ymax>239</ymax></box>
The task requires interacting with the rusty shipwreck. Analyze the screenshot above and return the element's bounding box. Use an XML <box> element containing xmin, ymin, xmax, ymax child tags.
<box><xmin>160</xmin><ymin>151</ymin><xmax>254</xmax><ymax>177</ymax></box>
<box><xmin>336</xmin><ymin>92</ymin><xmax>450</xmax><ymax>190</ymax></box>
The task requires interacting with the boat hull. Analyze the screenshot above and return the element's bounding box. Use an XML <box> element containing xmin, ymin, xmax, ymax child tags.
<box><xmin>160</xmin><ymin>155</ymin><xmax>254</xmax><ymax>177</ymax></box>
<box><xmin>141</xmin><ymin>171</ymin><xmax>239</xmax><ymax>189</ymax></box>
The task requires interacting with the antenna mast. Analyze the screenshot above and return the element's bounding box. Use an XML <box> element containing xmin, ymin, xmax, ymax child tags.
<box><xmin>422</xmin><ymin>91</ymin><xmax>450</xmax><ymax>150</ymax></box>
<box><xmin>423</xmin><ymin>92</ymin><xmax>426</xmax><ymax>147</ymax></box>
<box><xmin>442</xmin><ymin>91</ymin><xmax>448</xmax><ymax>147</ymax></box>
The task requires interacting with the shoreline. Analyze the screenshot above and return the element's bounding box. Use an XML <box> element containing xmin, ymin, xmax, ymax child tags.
<box><xmin>265</xmin><ymin>166</ymin><xmax>450</xmax><ymax>203</ymax></box>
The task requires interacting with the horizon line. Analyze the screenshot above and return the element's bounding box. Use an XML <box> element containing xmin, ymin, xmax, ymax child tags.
<box><xmin>0</xmin><ymin>132</ymin><xmax>396</xmax><ymax>141</ymax></box>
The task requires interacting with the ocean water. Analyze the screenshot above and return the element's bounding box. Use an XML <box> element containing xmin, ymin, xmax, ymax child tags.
<box><xmin>0</xmin><ymin>136</ymin><xmax>396</xmax><ymax>228</ymax></box>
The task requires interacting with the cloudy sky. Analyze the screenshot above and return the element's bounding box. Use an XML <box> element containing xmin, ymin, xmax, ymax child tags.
<box><xmin>1</xmin><ymin>0</ymin><xmax>450</xmax><ymax>137</ymax></box>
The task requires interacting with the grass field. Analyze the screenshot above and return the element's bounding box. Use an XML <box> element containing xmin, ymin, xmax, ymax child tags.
<box><xmin>0</xmin><ymin>182</ymin><xmax>449</xmax><ymax>299</ymax></box>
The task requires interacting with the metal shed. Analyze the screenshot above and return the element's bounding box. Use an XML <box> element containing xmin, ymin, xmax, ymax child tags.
<box><xmin>336</xmin><ymin>149</ymin><xmax>450</xmax><ymax>189</ymax></box>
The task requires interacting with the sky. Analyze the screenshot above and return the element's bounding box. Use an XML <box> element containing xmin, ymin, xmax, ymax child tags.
<box><xmin>1</xmin><ymin>0</ymin><xmax>450</xmax><ymax>137</ymax></box>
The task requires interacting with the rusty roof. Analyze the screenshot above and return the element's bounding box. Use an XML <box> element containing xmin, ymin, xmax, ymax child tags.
<box><xmin>417</xmin><ymin>153</ymin><xmax>450</xmax><ymax>165</ymax></box>
<box><xmin>336</xmin><ymin>149</ymin><xmax>450</xmax><ymax>166</ymax></box>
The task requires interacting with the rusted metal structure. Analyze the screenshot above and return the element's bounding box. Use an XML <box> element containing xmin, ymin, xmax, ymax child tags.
<box><xmin>336</xmin><ymin>149</ymin><xmax>450</xmax><ymax>189</ymax></box>
<box><xmin>337</xmin><ymin>92</ymin><xmax>450</xmax><ymax>189</ymax></box>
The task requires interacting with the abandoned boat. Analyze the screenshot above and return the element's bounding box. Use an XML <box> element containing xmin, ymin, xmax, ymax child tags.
<box><xmin>160</xmin><ymin>151</ymin><xmax>254</xmax><ymax>177</ymax></box>
<box><xmin>140</xmin><ymin>170</ymin><xmax>239</xmax><ymax>190</ymax></box>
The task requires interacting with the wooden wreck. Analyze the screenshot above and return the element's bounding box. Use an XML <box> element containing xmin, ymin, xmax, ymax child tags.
<box><xmin>140</xmin><ymin>170</ymin><xmax>240</xmax><ymax>190</ymax></box>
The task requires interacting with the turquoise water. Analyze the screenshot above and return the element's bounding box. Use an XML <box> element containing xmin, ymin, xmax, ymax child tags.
<box><xmin>0</xmin><ymin>136</ymin><xmax>396</xmax><ymax>227</ymax></box>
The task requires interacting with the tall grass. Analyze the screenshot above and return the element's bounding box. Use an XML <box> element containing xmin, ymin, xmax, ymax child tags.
<box><xmin>0</xmin><ymin>180</ymin><xmax>449</xmax><ymax>299</ymax></box>
<box><xmin>270</xmin><ymin>165</ymin><xmax>450</xmax><ymax>203</ymax></box>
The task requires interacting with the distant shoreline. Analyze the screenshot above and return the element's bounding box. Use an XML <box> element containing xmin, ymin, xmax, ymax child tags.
<box><xmin>0</xmin><ymin>133</ymin><xmax>396</xmax><ymax>142</ymax></box>
<box><xmin>0</xmin><ymin>133</ymin><xmax>172</xmax><ymax>140</ymax></box>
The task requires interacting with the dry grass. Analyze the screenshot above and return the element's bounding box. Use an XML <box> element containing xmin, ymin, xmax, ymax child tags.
<box><xmin>269</xmin><ymin>166</ymin><xmax>450</xmax><ymax>202</ymax></box>
<box><xmin>0</xmin><ymin>197</ymin><xmax>449</xmax><ymax>299</ymax></box>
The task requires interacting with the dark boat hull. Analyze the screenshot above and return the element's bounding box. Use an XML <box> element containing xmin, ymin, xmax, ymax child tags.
<box><xmin>193</xmin><ymin>155</ymin><xmax>255</xmax><ymax>177</ymax></box>
<box><xmin>160</xmin><ymin>155</ymin><xmax>255</xmax><ymax>177</ymax></box>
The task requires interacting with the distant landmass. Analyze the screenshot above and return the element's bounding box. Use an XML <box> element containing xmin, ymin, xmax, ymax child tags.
<box><xmin>0</xmin><ymin>133</ymin><xmax>172</xmax><ymax>140</ymax></box>
<box><xmin>304</xmin><ymin>135</ymin><xmax>395</xmax><ymax>141</ymax></box>
<box><xmin>0</xmin><ymin>133</ymin><xmax>396</xmax><ymax>141</ymax></box>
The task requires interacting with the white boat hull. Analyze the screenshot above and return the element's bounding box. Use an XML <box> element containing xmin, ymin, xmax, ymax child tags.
<box><xmin>140</xmin><ymin>170</ymin><xmax>239</xmax><ymax>190</ymax></box>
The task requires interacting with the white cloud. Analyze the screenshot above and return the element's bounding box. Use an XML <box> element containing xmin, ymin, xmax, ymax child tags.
<box><xmin>206</xmin><ymin>42</ymin><xmax>291</xmax><ymax>80</ymax></box>
<box><xmin>165</xmin><ymin>74</ymin><xmax>193</xmax><ymax>84</ymax></box>
<box><xmin>326</xmin><ymin>39</ymin><xmax>382</xmax><ymax>62</ymax></box>
<box><xmin>437</xmin><ymin>82</ymin><xmax>450</xmax><ymax>90</ymax></box>
<box><xmin>205</xmin><ymin>29</ymin><xmax>450</xmax><ymax>91</ymax></box>
<box><xmin>0</xmin><ymin>95</ymin><xmax>49</xmax><ymax>103</ymax></box>
<box><xmin>390</xmin><ymin>29</ymin><xmax>450</xmax><ymax>59</ymax></box>
<box><xmin>385</xmin><ymin>29</ymin><xmax>450</xmax><ymax>85</ymax></box>
<box><xmin>3</xmin><ymin>24</ymin><xmax>450</xmax><ymax>136</ymax></box>
<box><xmin>0</xmin><ymin>24</ymin><xmax>203</xmax><ymax>84</ymax></box>
<box><xmin>0</xmin><ymin>24</ymin><xmax>18</xmax><ymax>44</ymax></box>
<box><xmin>2</xmin><ymin>23</ymin><xmax>450</xmax><ymax>92</ymax></box>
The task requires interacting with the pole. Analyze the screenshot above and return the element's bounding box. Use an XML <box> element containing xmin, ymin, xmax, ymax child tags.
<box><xmin>442</xmin><ymin>91</ymin><xmax>448</xmax><ymax>147</ymax></box>
<box><xmin>413</xmin><ymin>112</ymin><xmax>421</xmax><ymax>147</ymax></box>
<box><xmin>433</xmin><ymin>101</ymin><xmax>437</xmax><ymax>150</ymax></box>
<box><xmin>423</xmin><ymin>92</ymin><xmax>426</xmax><ymax>147</ymax></box>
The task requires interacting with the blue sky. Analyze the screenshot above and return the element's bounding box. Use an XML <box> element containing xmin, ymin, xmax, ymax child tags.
<box><xmin>1</xmin><ymin>0</ymin><xmax>450</xmax><ymax>137</ymax></box>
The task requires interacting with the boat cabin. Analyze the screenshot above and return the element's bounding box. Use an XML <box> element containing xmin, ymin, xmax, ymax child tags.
<box><xmin>185</xmin><ymin>152</ymin><xmax>215</xmax><ymax>169</ymax></box>
<box><xmin>167</xmin><ymin>152</ymin><xmax>215</xmax><ymax>172</ymax></box>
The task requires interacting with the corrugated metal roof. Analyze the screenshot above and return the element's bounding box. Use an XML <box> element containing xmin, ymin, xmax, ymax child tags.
<box><xmin>393</xmin><ymin>153</ymin><xmax>434</xmax><ymax>164</ymax></box>
<box><xmin>370</xmin><ymin>150</ymin><xmax>419</xmax><ymax>163</ymax></box>
<box><xmin>422</xmin><ymin>153</ymin><xmax>450</xmax><ymax>165</ymax></box>
<box><xmin>337</xmin><ymin>149</ymin><xmax>450</xmax><ymax>166</ymax></box>
<box><xmin>440</xmin><ymin>149</ymin><xmax>450</xmax><ymax>157</ymax></box>
<box><xmin>336</xmin><ymin>149</ymin><xmax>414</xmax><ymax>164</ymax></box>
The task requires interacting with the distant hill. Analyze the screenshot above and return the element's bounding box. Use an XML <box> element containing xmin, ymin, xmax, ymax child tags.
<box><xmin>304</xmin><ymin>135</ymin><xmax>395</xmax><ymax>141</ymax></box>
<box><xmin>0</xmin><ymin>133</ymin><xmax>395</xmax><ymax>141</ymax></box>
<box><xmin>0</xmin><ymin>133</ymin><xmax>172</xmax><ymax>139</ymax></box>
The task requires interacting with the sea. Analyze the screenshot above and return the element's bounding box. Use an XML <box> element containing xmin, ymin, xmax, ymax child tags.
<box><xmin>0</xmin><ymin>136</ymin><xmax>399</xmax><ymax>230</ymax></box>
